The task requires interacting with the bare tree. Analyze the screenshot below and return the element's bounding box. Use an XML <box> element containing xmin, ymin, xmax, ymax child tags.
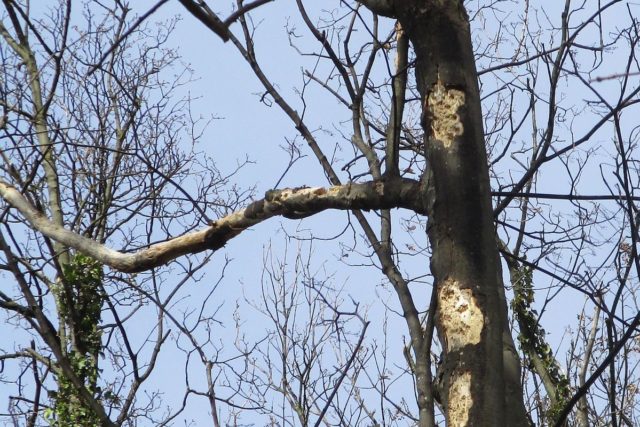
<box><xmin>2</xmin><ymin>0</ymin><xmax>640</xmax><ymax>426</ymax></box>
<box><xmin>0</xmin><ymin>1</ymin><xmax>248</xmax><ymax>425</ymax></box>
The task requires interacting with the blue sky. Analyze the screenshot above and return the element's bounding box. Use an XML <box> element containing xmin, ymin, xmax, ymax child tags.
<box><xmin>3</xmin><ymin>0</ymin><xmax>639</xmax><ymax>425</ymax></box>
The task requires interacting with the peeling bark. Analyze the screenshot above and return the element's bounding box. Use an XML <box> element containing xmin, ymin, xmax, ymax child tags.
<box><xmin>0</xmin><ymin>178</ymin><xmax>423</xmax><ymax>273</ymax></box>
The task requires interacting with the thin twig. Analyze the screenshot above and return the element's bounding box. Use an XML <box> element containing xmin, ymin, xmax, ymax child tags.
<box><xmin>87</xmin><ymin>0</ymin><xmax>170</xmax><ymax>76</ymax></box>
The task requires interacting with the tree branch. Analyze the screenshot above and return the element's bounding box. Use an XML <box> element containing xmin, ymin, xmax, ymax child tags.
<box><xmin>178</xmin><ymin>0</ymin><xmax>274</xmax><ymax>42</ymax></box>
<box><xmin>177</xmin><ymin>0</ymin><xmax>231</xmax><ymax>41</ymax></box>
<box><xmin>356</xmin><ymin>0</ymin><xmax>396</xmax><ymax>17</ymax></box>
<box><xmin>0</xmin><ymin>178</ymin><xmax>424</xmax><ymax>273</ymax></box>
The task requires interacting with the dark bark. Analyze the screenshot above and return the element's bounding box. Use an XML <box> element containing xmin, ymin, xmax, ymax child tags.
<box><xmin>361</xmin><ymin>1</ymin><xmax>530</xmax><ymax>425</ymax></box>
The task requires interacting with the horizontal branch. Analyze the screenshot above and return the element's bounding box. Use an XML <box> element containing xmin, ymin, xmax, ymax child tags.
<box><xmin>492</xmin><ymin>191</ymin><xmax>640</xmax><ymax>202</ymax></box>
<box><xmin>0</xmin><ymin>178</ymin><xmax>424</xmax><ymax>273</ymax></box>
<box><xmin>356</xmin><ymin>0</ymin><xmax>396</xmax><ymax>17</ymax></box>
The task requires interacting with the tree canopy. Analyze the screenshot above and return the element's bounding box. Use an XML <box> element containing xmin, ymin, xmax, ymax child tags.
<box><xmin>1</xmin><ymin>1</ymin><xmax>640</xmax><ymax>426</ymax></box>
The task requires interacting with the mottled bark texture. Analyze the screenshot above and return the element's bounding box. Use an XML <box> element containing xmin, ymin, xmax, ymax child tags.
<box><xmin>0</xmin><ymin>178</ymin><xmax>423</xmax><ymax>273</ymax></box>
<box><xmin>359</xmin><ymin>0</ymin><xmax>530</xmax><ymax>425</ymax></box>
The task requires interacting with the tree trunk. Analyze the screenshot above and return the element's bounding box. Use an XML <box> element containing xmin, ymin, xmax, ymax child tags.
<box><xmin>393</xmin><ymin>1</ymin><xmax>529</xmax><ymax>425</ymax></box>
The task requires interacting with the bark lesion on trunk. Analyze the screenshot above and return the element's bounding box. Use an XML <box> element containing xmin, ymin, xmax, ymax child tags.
<box><xmin>448</xmin><ymin>370</ymin><xmax>473</xmax><ymax>427</ymax></box>
<box><xmin>438</xmin><ymin>279</ymin><xmax>484</xmax><ymax>352</ymax></box>
<box><xmin>426</xmin><ymin>78</ymin><xmax>466</xmax><ymax>148</ymax></box>
<box><xmin>436</xmin><ymin>277</ymin><xmax>490</xmax><ymax>425</ymax></box>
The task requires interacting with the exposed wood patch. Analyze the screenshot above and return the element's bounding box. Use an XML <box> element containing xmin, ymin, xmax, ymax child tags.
<box><xmin>437</xmin><ymin>278</ymin><xmax>483</xmax><ymax>352</ymax></box>
<box><xmin>427</xmin><ymin>79</ymin><xmax>465</xmax><ymax>147</ymax></box>
<box><xmin>449</xmin><ymin>370</ymin><xmax>472</xmax><ymax>427</ymax></box>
